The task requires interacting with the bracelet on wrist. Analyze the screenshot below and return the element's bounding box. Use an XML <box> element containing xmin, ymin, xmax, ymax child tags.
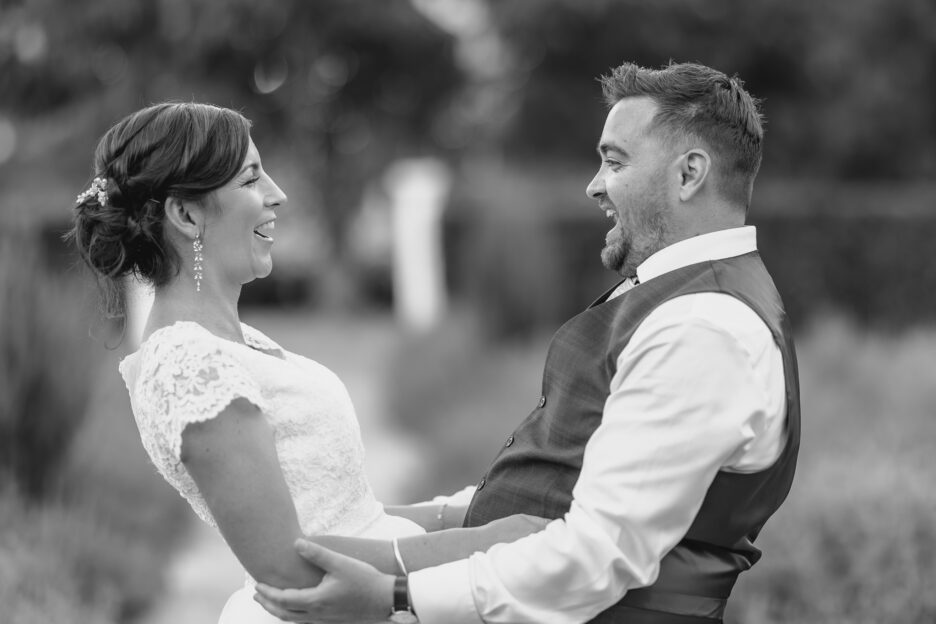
<box><xmin>392</xmin><ymin>537</ymin><xmax>408</xmax><ymax>576</ymax></box>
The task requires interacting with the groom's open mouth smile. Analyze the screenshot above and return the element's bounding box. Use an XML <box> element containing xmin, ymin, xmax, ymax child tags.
<box><xmin>600</xmin><ymin>203</ymin><xmax>621</xmax><ymax>239</ymax></box>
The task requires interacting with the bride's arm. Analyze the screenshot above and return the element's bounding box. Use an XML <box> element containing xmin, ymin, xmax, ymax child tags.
<box><xmin>182</xmin><ymin>398</ymin><xmax>323</xmax><ymax>589</ymax></box>
<box><xmin>310</xmin><ymin>514</ymin><xmax>550</xmax><ymax>574</ymax></box>
<box><xmin>384</xmin><ymin>484</ymin><xmax>476</xmax><ymax>531</ymax></box>
<box><xmin>382</xmin><ymin>502</ymin><xmax>467</xmax><ymax>532</ymax></box>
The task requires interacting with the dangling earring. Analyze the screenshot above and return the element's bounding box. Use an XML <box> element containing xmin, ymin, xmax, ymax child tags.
<box><xmin>193</xmin><ymin>233</ymin><xmax>204</xmax><ymax>292</ymax></box>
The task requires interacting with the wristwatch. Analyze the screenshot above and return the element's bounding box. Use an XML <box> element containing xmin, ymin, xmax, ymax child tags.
<box><xmin>388</xmin><ymin>575</ymin><xmax>419</xmax><ymax>623</ymax></box>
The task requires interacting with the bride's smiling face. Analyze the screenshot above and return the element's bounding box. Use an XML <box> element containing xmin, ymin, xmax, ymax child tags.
<box><xmin>202</xmin><ymin>139</ymin><xmax>287</xmax><ymax>284</ymax></box>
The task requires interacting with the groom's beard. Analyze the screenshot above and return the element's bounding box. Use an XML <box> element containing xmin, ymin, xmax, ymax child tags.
<box><xmin>601</xmin><ymin>199</ymin><xmax>670</xmax><ymax>277</ymax></box>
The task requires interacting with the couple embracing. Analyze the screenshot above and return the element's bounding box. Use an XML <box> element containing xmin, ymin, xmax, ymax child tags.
<box><xmin>69</xmin><ymin>60</ymin><xmax>799</xmax><ymax>624</ymax></box>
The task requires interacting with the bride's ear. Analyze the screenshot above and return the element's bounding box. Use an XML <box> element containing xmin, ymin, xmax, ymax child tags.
<box><xmin>164</xmin><ymin>196</ymin><xmax>203</xmax><ymax>240</ymax></box>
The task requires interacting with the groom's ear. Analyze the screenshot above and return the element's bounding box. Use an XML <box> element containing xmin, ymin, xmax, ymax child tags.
<box><xmin>164</xmin><ymin>196</ymin><xmax>203</xmax><ymax>240</ymax></box>
<box><xmin>677</xmin><ymin>148</ymin><xmax>711</xmax><ymax>202</ymax></box>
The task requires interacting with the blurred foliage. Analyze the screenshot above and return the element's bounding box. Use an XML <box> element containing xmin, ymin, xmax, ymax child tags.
<box><xmin>2</xmin><ymin>0</ymin><xmax>934</xmax><ymax>322</ymax></box>
<box><xmin>726</xmin><ymin>317</ymin><xmax>936</xmax><ymax>622</ymax></box>
<box><xmin>752</xmin><ymin>201</ymin><xmax>936</xmax><ymax>330</ymax></box>
<box><xmin>444</xmin><ymin>163</ymin><xmax>612</xmax><ymax>338</ymax></box>
<box><xmin>0</xmin><ymin>475</ymin><xmax>187</xmax><ymax>624</ymax></box>
<box><xmin>2</xmin><ymin>0</ymin><xmax>934</xmax><ymax>229</ymax></box>
<box><xmin>0</xmin><ymin>0</ymin><xmax>462</xmax><ymax>238</ymax></box>
<box><xmin>445</xmin><ymin>164</ymin><xmax>936</xmax><ymax>337</ymax></box>
<box><xmin>386</xmin><ymin>309</ymin><xmax>545</xmax><ymax>492</ymax></box>
<box><xmin>0</xmin><ymin>228</ymin><xmax>97</xmax><ymax>497</ymax></box>
<box><xmin>443</xmin><ymin>0</ymin><xmax>936</xmax><ymax>335</ymax></box>
<box><xmin>0</xmin><ymin>497</ymin><xmax>113</xmax><ymax>624</ymax></box>
<box><xmin>1</xmin><ymin>496</ymin><xmax>150</xmax><ymax>624</ymax></box>
<box><xmin>486</xmin><ymin>0</ymin><xmax>936</xmax><ymax>180</ymax></box>
<box><xmin>388</xmin><ymin>314</ymin><xmax>936</xmax><ymax>623</ymax></box>
<box><xmin>0</xmin><ymin>227</ymin><xmax>189</xmax><ymax>623</ymax></box>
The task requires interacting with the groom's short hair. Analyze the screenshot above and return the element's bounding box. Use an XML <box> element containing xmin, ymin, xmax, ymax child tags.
<box><xmin>600</xmin><ymin>61</ymin><xmax>765</xmax><ymax>208</ymax></box>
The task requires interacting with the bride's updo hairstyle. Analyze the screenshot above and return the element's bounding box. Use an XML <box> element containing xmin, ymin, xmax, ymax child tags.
<box><xmin>68</xmin><ymin>102</ymin><xmax>251</xmax><ymax>312</ymax></box>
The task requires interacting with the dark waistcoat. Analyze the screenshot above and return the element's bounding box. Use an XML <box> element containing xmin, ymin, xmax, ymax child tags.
<box><xmin>463</xmin><ymin>252</ymin><xmax>800</xmax><ymax>623</ymax></box>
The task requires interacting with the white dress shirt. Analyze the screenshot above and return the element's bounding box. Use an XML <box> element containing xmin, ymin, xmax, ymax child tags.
<box><xmin>408</xmin><ymin>226</ymin><xmax>787</xmax><ymax>624</ymax></box>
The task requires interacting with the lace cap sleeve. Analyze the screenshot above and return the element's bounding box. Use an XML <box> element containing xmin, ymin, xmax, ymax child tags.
<box><xmin>136</xmin><ymin>324</ymin><xmax>268</xmax><ymax>462</ymax></box>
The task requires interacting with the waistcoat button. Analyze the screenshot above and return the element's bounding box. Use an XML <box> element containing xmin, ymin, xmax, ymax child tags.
<box><xmin>478</xmin><ymin>477</ymin><xmax>486</xmax><ymax>490</ymax></box>
<box><xmin>505</xmin><ymin>435</ymin><xmax>514</xmax><ymax>447</ymax></box>
<box><xmin>538</xmin><ymin>395</ymin><xmax>546</xmax><ymax>408</ymax></box>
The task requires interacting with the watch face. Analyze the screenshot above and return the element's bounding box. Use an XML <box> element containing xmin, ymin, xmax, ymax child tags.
<box><xmin>389</xmin><ymin>610</ymin><xmax>419</xmax><ymax>624</ymax></box>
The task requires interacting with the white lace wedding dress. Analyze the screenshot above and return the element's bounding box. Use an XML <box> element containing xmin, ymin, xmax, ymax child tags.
<box><xmin>119</xmin><ymin>320</ymin><xmax>424</xmax><ymax>623</ymax></box>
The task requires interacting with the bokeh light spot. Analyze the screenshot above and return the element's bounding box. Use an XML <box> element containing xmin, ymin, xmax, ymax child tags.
<box><xmin>314</xmin><ymin>54</ymin><xmax>352</xmax><ymax>88</ymax></box>
<box><xmin>92</xmin><ymin>44</ymin><xmax>129</xmax><ymax>85</ymax></box>
<box><xmin>13</xmin><ymin>23</ymin><xmax>47</xmax><ymax>63</ymax></box>
<box><xmin>253</xmin><ymin>57</ymin><xmax>288</xmax><ymax>94</ymax></box>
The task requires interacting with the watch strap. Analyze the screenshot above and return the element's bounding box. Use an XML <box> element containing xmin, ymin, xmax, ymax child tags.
<box><xmin>393</xmin><ymin>575</ymin><xmax>413</xmax><ymax>614</ymax></box>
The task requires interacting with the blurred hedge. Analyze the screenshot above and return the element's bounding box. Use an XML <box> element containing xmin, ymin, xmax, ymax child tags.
<box><xmin>443</xmin><ymin>164</ymin><xmax>936</xmax><ymax>338</ymax></box>
<box><xmin>0</xmin><ymin>227</ymin><xmax>97</xmax><ymax>497</ymax></box>
<box><xmin>0</xmin><ymin>226</ymin><xmax>189</xmax><ymax>623</ymax></box>
<box><xmin>726</xmin><ymin>318</ymin><xmax>936</xmax><ymax>622</ymax></box>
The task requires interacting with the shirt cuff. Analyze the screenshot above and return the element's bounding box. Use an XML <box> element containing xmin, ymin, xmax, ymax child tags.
<box><xmin>409</xmin><ymin>559</ymin><xmax>483</xmax><ymax>624</ymax></box>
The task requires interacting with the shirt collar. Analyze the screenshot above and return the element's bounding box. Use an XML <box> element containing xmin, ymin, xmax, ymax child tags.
<box><xmin>635</xmin><ymin>226</ymin><xmax>758</xmax><ymax>284</ymax></box>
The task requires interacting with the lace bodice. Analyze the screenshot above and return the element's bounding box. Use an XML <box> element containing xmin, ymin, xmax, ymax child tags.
<box><xmin>119</xmin><ymin>321</ymin><xmax>385</xmax><ymax>538</ymax></box>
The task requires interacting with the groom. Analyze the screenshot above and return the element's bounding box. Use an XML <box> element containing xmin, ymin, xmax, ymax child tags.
<box><xmin>256</xmin><ymin>60</ymin><xmax>800</xmax><ymax>624</ymax></box>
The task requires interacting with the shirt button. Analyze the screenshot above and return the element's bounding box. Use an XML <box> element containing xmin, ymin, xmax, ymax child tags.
<box><xmin>505</xmin><ymin>435</ymin><xmax>514</xmax><ymax>447</ymax></box>
<box><xmin>478</xmin><ymin>477</ymin><xmax>486</xmax><ymax>490</ymax></box>
<box><xmin>537</xmin><ymin>395</ymin><xmax>546</xmax><ymax>408</ymax></box>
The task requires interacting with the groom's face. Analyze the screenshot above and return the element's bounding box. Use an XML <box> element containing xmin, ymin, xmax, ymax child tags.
<box><xmin>586</xmin><ymin>96</ymin><xmax>675</xmax><ymax>277</ymax></box>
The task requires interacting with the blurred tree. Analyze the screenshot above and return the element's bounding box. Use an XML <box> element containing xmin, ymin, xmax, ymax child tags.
<box><xmin>3</xmin><ymin>0</ymin><xmax>933</xmax><ymax>227</ymax></box>
<box><xmin>2</xmin><ymin>0</ymin><xmax>935</xmax><ymax>322</ymax></box>
<box><xmin>482</xmin><ymin>0</ymin><xmax>936</xmax><ymax>181</ymax></box>
<box><xmin>0</xmin><ymin>229</ymin><xmax>99</xmax><ymax>498</ymax></box>
<box><xmin>439</xmin><ymin>0</ymin><xmax>936</xmax><ymax>336</ymax></box>
<box><xmin>0</xmin><ymin>0</ymin><xmax>464</xmax><ymax>241</ymax></box>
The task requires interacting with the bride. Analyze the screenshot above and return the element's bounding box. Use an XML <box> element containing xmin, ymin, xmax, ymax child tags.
<box><xmin>68</xmin><ymin>102</ymin><xmax>542</xmax><ymax>623</ymax></box>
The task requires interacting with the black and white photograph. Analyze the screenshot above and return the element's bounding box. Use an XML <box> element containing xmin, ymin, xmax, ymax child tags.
<box><xmin>1</xmin><ymin>1</ymin><xmax>934</xmax><ymax>623</ymax></box>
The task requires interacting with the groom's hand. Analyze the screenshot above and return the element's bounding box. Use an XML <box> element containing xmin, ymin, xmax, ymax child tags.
<box><xmin>254</xmin><ymin>539</ymin><xmax>394</xmax><ymax>623</ymax></box>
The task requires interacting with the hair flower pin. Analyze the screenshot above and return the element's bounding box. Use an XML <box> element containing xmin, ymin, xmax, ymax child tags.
<box><xmin>76</xmin><ymin>177</ymin><xmax>108</xmax><ymax>206</ymax></box>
